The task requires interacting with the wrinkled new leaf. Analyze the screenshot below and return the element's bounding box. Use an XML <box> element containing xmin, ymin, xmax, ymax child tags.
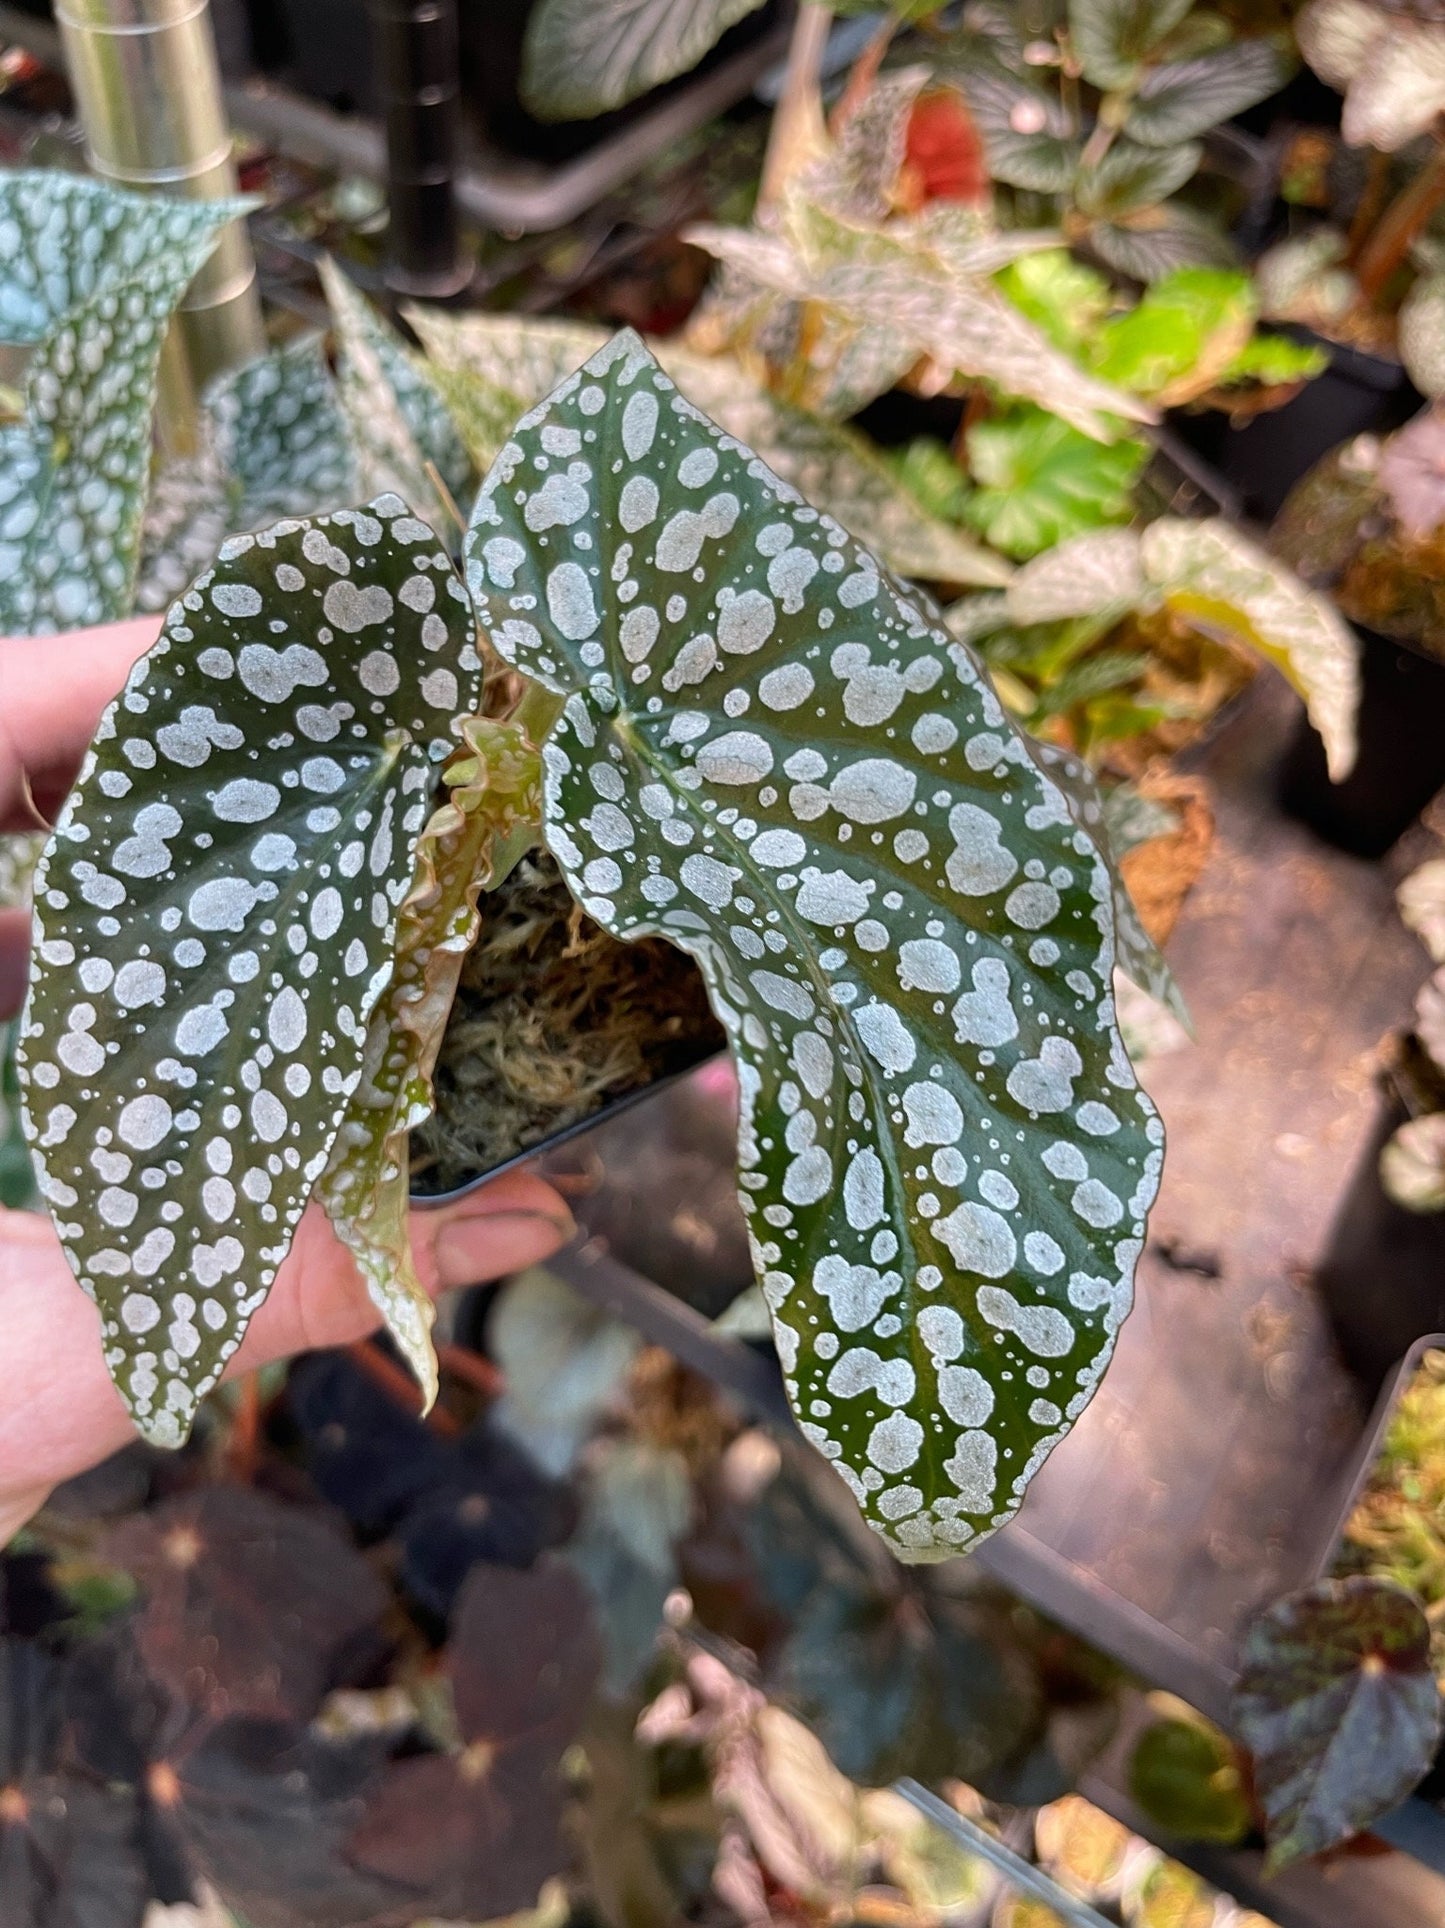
<box><xmin>1008</xmin><ymin>520</ymin><xmax>1359</xmax><ymax>779</ymax></box>
<box><xmin>20</xmin><ymin>496</ymin><xmax>483</xmax><ymax>1445</ymax></box>
<box><xmin>520</xmin><ymin>0</ymin><xmax>767</xmax><ymax>120</ymax></box>
<box><xmin>319</xmin><ymin>714</ymin><xmax>541</xmax><ymax>1403</ymax></box>
<box><xmin>411</xmin><ymin>307</ymin><xmax>1012</xmax><ymax>586</ymax></box>
<box><xmin>1233</xmin><ymin>1576</ymin><xmax>1442</xmax><ymax>1870</ymax></box>
<box><xmin>208</xmin><ymin>333</ymin><xmax>357</xmax><ymax>527</ymax></box>
<box><xmin>466</xmin><ymin>331</ymin><xmax>1162</xmax><ymax>1559</ymax></box>
<box><xmin>0</xmin><ymin>172</ymin><xmax>250</xmax><ymax>634</ymax></box>
<box><xmin>1380</xmin><ymin>1112</ymin><xmax>1445</xmax><ymax>1212</ymax></box>
<box><xmin>1298</xmin><ymin>0</ymin><xmax>1445</xmax><ymax>151</ymax></box>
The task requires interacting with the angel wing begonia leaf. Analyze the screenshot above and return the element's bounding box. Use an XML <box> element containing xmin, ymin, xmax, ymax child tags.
<box><xmin>465</xmin><ymin>331</ymin><xmax>1163</xmax><ymax>1559</ymax></box>
<box><xmin>20</xmin><ymin>495</ymin><xmax>482</xmax><ymax>1445</ymax></box>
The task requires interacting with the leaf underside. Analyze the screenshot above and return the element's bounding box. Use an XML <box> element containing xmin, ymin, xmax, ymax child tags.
<box><xmin>20</xmin><ymin>495</ymin><xmax>482</xmax><ymax>1445</ymax></box>
<box><xmin>466</xmin><ymin>331</ymin><xmax>1162</xmax><ymax>1559</ymax></box>
<box><xmin>0</xmin><ymin>171</ymin><xmax>249</xmax><ymax>634</ymax></box>
<box><xmin>1234</xmin><ymin>1576</ymin><xmax>1443</xmax><ymax>1870</ymax></box>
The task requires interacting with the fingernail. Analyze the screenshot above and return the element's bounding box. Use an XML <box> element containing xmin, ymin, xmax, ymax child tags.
<box><xmin>434</xmin><ymin>1208</ymin><xmax>574</xmax><ymax>1288</ymax></box>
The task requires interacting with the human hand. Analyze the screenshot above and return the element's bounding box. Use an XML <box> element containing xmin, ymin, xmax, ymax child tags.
<box><xmin>0</xmin><ymin>620</ymin><xmax>574</xmax><ymax>1540</ymax></box>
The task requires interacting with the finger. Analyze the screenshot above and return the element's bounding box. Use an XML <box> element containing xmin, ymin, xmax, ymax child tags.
<box><xmin>0</xmin><ymin>907</ymin><xmax>27</xmax><ymax>1022</ymax></box>
<box><xmin>0</xmin><ymin>1173</ymin><xmax>575</xmax><ymax>1536</ymax></box>
<box><xmin>0</xmin><ymin>618</ymin><xmax>161</xmax><ymax>832</ymax></box>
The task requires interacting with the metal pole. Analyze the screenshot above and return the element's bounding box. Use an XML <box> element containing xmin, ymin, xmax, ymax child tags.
<box><xmin>53</xmin><ymin>0</ymin><xmax>266</xmax><ymax>406</ymax></box>
<box><xmin>368</xmin><ymin>0</ymin><xmax>468</xmax><ymax>297</ymax></box>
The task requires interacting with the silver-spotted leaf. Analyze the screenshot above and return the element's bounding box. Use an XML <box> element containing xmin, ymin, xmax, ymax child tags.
<box><xmin>207</xmin><ymin>334</ymin><xmax>357</xmax><ymax>527</ymax></box>
<box><xmin>465</xmin><ymin>332</ymin><xmax>1163</xmax><ymax>1560</ymax></box>
<box><xmin>136</xmin><ymin>430</ymin><xmax>235</xmax><ymax>614</ymax></box>
<box><xmin>520</xmin><ymin>0</ymin><xmax>767</xmax><ymax>120</ymax></box>
<box><xmin>411</xmin><ymin>308</ymin><xmax>1011</xmax><ymax>586</ymax></box>
<box><xmin>0</xmin><ymin>172</ymin><xmax>250</xmax><ymax>633</ymax></box>
<box><xmin>320</xmin><ymin>258</ymin><xmax>464</xmax><ymax>533</ymax></box>
<box><xmin>319</xmin><ymin>715</ymin><xmax>542</xmax><ymax>1402</ymax></box>
<box><xmin>19</xmin><ymin>495</ymin><xmax>483</xmax><ymax>1446</ymax></box>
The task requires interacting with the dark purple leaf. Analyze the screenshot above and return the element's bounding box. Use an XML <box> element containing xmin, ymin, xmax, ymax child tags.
<box><xmin>1233</xmin><ymin>1576</ymin><xmax>1443</xmax><ymax>1871</ymax></box>
<box><xmin>288</xmin><ymin>1352</ymin><xmax>455</xmax><ymax>1539</ymax></box>
<box><xmin>449</xmin><ymin>1559</ymin><xmax>600</xmax><ymax>1747</ymax></box>
<box><xmin>102</xmin><ymin>1487</ymin><xmax>389</xmax><ymax>1723</ymax></box>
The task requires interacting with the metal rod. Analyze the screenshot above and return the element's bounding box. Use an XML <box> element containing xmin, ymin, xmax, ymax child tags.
<box><xmin>368</xmin><ymin>0</ymin><xmax>468</xmax><ymax>295</ymax></box>
<box><xmin>50</xmin><ymin>0</ymin><xmax>264</xmax><ymax>402</ymax></box>
<box><xmin>0</xmin><ymin>4</ymin><xmax>789</xmax><ymax>237</ymax></box>
<box><xmin>893</xmin><ymin>1780</ymin><xmax>1119</xmax><ymax>1928</ymax></box>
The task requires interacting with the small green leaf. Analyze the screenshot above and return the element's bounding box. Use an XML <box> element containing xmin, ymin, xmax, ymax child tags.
<box><xmin>520</xmin><ymin>0</ymin><xmax>767</xmax><ymax>120</ymax></box>
<box><xmin>964</xmin><ymin>409</ymin><xmax>1146</xmax><ymax>560</ymax></box>
<box><xmin>1128</xmin><ymin>1712</ymin><xmax>1250</xmax><ymax>1844</ymax></box>
<box><xmin>0</xmin><ymin>172</ymin><xmax>250</xmax><ymax>634</ymax></box>
<box><xmin>465</xmin><ymin>331</ymin><xmax>1163</xmax><ymax>1559</ymax></box>
<box><xmin>1068</xmin><ymin>0</ymin><xmax>1194</xmax><ymax>89</ymax></box>
<box><xmin>319</xmin><ymin>714</ymin><xmax>542</xmax><ymax>1403</ymax></box>
<box><xmin>207</xmin><ymin>334</ymin><xmax>357</xmax><ymax>527</ymax></box>
<box><xmin>1233</xmin><ymin>1576</ymin><xmax>1442</xmax><ymax>1871</ymax></box>
<box><xmin>1075</xmin><ymin>139</ymin><xmax>1202</xmax><ymax>221</ymax></box>
<box><xmin>995</xmin><ymin>252</ymin><xmax>1113</xmax><ymax>359</ymax></box>
<box><xmin>19</xmin><ymin>495</ymin><xmax>483</xmax><ymax>1446</ymax></box>
<box><xmin>1125</xmin><ymin>40</ymin><xmax>1295</xmax><ymax>146</ymax></box>
<box><xmin>1090</xmin><ymin>268</ymin><xmax>1255</xmax><ymax>402</ymax></box>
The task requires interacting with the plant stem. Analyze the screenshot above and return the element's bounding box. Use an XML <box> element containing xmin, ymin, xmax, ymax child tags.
<box><xmin>1355</xmin><ymin>134</ymin><xmax>1445</xmax><ymax>313</ymax></box>
<box><xmin>830</xmin><ymin>15</ymin><xmax>896</xmax><ymax>136</ymax></box>
<box><xmin>757</xmin><ymin>2</ymin><xmax>832</xmax><ymax>217</ymax></box>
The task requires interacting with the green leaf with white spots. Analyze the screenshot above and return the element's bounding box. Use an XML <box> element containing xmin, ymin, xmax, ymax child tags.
<box><xmin>0</xmin><ymin>172</ymin><xmax>251</xmax><ymax>634</ymax></box>
<box><xmin>1009</xmin><ymin>520</ymin><xmax>1361</xmax><ymax>781</ymax></box>
<box><xmin>319</xmin><ymin>714</ymin><xmax>542</xmax><ymax>1403</ymax></box>
<box><xmin>410</xmin><ymin>309</ymin><xmax>1010</xmax><ymax>588</ymax></box>
<box><xmin>320</xmin><ymin>259</ymin><xmax>465</xmax><ymax>534</ymax></box>
<box><xmin>465</xmin><ymin>330</ymin><xmax>1163</xmax><ymax>1561</ymax></box>
<box><xmin>135</xmin><ymin>429</ymin><xmax>235</xmax><ymax>614</ymax></box>
<box><xmin>18</xmin><ymin>495</ymin><xmax>483</xmax><ymax>1447</ymax></box>
<box><xmin>207</xmin><ymin>334</ymin><xmax>356</xmax><ymax>528</ymax></box>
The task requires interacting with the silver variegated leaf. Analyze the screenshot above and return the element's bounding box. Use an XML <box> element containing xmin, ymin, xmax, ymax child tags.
<box><xmin>20</xmin><ymin>495</ymin><xmax>482</xmax><ymax>1446</ymax></box>
<box><xmin>520</xmin><ymin>0</ymin><xmax>768</xmax><ymax>120</ymax></box>
<box><xmin>136</xmin><ymin>429</ymin><xmax>234</xmax><ymax>614</ymax></box>
<box><xmin>1399</xmin><ymin>272</ymin><xmax>1445</xmax><ymax>401</ymax></box>
<box><xmin>465</xmin><ymin>331</ymin><xmax>1163</xmax><ymax>1560</ymax></box>
<box><xmin>0</xmin><ymin>173</ymin><xmax>250</xmax><ymax>634</ymax></box>
<box><xmin>1008</xmin><ymin>522</ymin><xmax>1360</xmax><ymax>779</ymax></box>
<box><xmin>686</xmin><ymin>206</ymin><xmax>1154</xmax><ymax>441</ymax></box>
<box><xmin>946</xmin><ymin>59</ymin><xmax>1082</xmax><ymax>194</ymax></box>
<box><xmin>1125</xmin><ymin>41</ymin><xmax>1294</xmax><ymax>146</ymax></box>
<box><xmin>411</xmin><ymin>308</ymin><xmax>1011</xmax><ymax>587</ymax></box>
<box><xmin>1087</xmin><ymin>206</ymin><xmax>1237</xmax><ymax>282</ymax></box>
<box><xmin>207</xmin><ymin>334</ymin><xmax>356</xmax><ymax>527</ymax></box>
<box><xmin>1074</xmin><ymin>139</ymin><xmax>1203</xmax><ymax>220</ymax></box>
<box><xmin>320</xmin><ymin>258</ymin><xmax>462</xmax><ymax>533</ymax></box>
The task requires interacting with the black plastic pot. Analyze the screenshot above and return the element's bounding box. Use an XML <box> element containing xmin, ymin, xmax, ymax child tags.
<box><xmin>1277</xmin><ymin>624</ymin><xmax>1445</xmax><ymax>858</ymax></box>
<box><xmin>1171</xmin><ymin>331</ymin><xmax>1422</xmax><ymax>523</ymax></box>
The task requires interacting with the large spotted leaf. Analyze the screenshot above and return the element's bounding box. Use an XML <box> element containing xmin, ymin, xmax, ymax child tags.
<box><xmin>19</xmin><ymin>496</ymin><xmax>482</xmax><ymax>1447</ymax></box>
<box><xmin>410</xmin><ymin>309</ymin><xmax>1011</xmax><ymax>587</ymax></box>
<box><xmin>207</xmin><ymin>335</ymin><xmax>356</xmax><ymax>528</ymax></box>
<box><xmin>466</xmin><ymin>332</ymin><xmax>1163</xmax><ymax>1560</ymax></box>
<box><xmin>0</xmin><ymin>172</ymin><xmax>251</xmax><ymax>633</ymax></box>
<box><xmin>319</xmin><ymin>715</ymin><xmax>541</xmax><ymax>1402</ymax></box>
